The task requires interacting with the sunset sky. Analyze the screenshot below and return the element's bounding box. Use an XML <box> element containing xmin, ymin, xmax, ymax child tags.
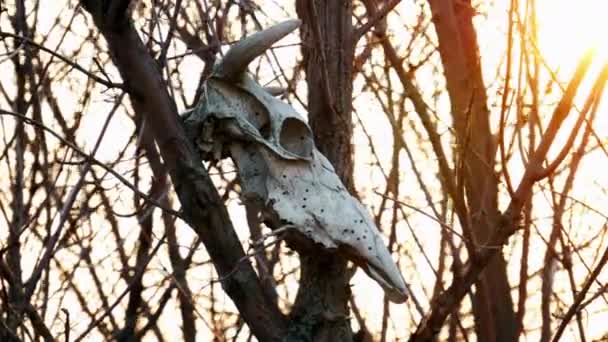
<box><xmin>1</xmin><ymin>0</ymin><xmax>608</xmax><ymax>340</ymax></box>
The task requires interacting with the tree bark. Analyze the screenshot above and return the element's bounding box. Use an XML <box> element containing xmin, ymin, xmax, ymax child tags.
<box><xmin>296</xmin><ymin>0</ymin><xmax>354</xmax><ymax>189</ymax></box>
<box><xmin>427</xmin><ymin>1</ymin><xmax>517</xmax><ymax>341</ymax></box>
<box><xmin>2</xmin><ymin>0</ymin><xmax>30</xmax><ymax>339</ymax></box>
<box><xmin>79</xmin><ymin>2</ymin><xmax>286</xmax><ymax>341</ymax></box>
<box><xmin>288</xmin><ymin>1</ymin><xmax>356</xmax><ymax>341</ymax></box>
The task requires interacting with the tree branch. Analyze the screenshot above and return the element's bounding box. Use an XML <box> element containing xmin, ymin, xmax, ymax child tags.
<box><xmin>78</xmin><ymin>2</ymin><xmax>287</xmax><ymax>341</ymax></box>
<box><xmin>410</xmin><ymin>50</ymin><xmax>596</xmax><ymax>342</ymax></box>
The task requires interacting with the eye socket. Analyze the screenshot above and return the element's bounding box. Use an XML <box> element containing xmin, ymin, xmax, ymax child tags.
<box><xmin>279</xmin><ymin>117</ymin><xmax>313</xmax><ymax>158</ymax></box>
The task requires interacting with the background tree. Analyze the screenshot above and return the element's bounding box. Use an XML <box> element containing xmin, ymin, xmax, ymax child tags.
<box><xmin>1</xmin><ymin>0</ymin><xmax>608</xmax><ymax>341</ymax></box>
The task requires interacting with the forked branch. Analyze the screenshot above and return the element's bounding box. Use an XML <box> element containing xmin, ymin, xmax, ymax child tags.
<box><xmin>411</xmin><ymin>51</ymin><xmax>606</xmax><ymax>341</ymax></box>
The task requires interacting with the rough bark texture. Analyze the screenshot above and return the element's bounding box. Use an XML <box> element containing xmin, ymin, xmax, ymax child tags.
<box><xmin>427</xmin><ymin>1</ymin><xmax>517</xmax><ymax>341</ymax></box>
<box><xmin>288</xmin><ymin>1</ymin><xmax>356</xmax><ymax>341</ymax></box>
<box><xmin>2</xmin><ymin>1</ymin><xmax>29</xmax><ymax>340</ymax></box>
<box><xmin>79</xmin><ymin>2</ymin><xmax>286</xmax><ymax>341</ymax></box>
<box><xmin>296</xmin><ymin>0</ymin><xmax>355</xmax><ymax>190</ymax></box>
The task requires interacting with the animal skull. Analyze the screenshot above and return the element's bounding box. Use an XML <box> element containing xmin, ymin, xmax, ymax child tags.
<box><xmin>183</xmin><ymin>20</ymin><xmax>408</xmax><ymax>303</ymax></box>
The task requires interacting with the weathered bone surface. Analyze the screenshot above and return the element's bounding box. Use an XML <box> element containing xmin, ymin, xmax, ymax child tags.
<box><xmin>183</xmin><ymin>20</ymin><xmax>408</xmax><ymax>303</ymax></box>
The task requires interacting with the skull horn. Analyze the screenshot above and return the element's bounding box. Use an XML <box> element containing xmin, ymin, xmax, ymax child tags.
<box><xmin>215</xmin><ymin>19</ymin><xmax>301</xmax><ymax>80</ymax></box>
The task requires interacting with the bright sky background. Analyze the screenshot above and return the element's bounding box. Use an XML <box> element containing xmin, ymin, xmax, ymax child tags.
<box><xmin>2</xmin><ymin>0</ymin><xmax>608</xmax><ymax>340</ymax></box>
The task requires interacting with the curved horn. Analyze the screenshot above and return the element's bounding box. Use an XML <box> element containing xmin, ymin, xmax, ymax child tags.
<box><xmin>215</xmin><ymin>19</ymin><xmax>301</xmax><ymax>80</ymax></box>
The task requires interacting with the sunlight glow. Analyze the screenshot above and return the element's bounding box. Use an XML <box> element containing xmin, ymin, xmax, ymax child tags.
<box><xmin>537</xmin><ymin>0</ymin><xmax>608</xmax><ymax>66</ymax></box>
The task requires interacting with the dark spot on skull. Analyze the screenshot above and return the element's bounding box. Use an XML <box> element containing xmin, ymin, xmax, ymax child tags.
<box><xmin>356</xmin><ymin>237</ymin><xmax>360</xmax><ymax>241</ymax></box>
<box><xmin>302</xmin><ymin>205</ymin><xmax>306</xmax><ymax>209</ymax></box>
<box><xmin>320</xmin><ymin>209</ymin><xmax>325</xmax><ymax>213</ymax></box>
<box><xmin>343</xmin><ymin>229</ymin><xmax>348</xmax><ymax>234</ymax></box>
<box><xmin>282</xmin><ymin>174</ymin><xmax>287</xmax><ymax>179</ymax></box>
<box><xmin>363</xmin><ymin>235</ymin><xmax>367</xmax><ymax>239</ymax></box>
<box><xmin>305</xmin><ymin>189</ymin><xmax>309</xmax><ymax>193</ymax></box>
<box><xmin>260</xmin><ymin>123</ymin><xmax>271</xmax><ymax>139</ymax></box>
<box><xmin>303</xmin><ymin>197</ymin><xmax>307</xmax><ymax>201</ymax></box>
<box><xmin>359</xmin><ymin>220</ymin><xmax>364</xmax><ymax>224</ymax></box>
<box><xmin>368</xmin><ymin>246</ymin><xmax>372</xmax><ymax>251</ymax></box>
<box><xmin>282</xmin><ymin>191</ymin><xmax>289</xmax><ymax>195</ymax></box>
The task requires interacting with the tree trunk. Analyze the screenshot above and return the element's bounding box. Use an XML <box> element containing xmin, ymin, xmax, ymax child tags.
<box><xmin>79</xmin><ymin>2</ymin><xmax>287</xmax><ymax>341</ymax></box>
<box><xmin>296</xmin><ymin>1</ymin><xmax>355</xmax><ymax>188</ymax></box>
<box><xmin>288</xmin><ymin>1</ymin><xmax>356</xmax><ymax>341</ymax></box>
<box><xmin>427</xmin><ymin>1</ymin><xmax>517</xmax><ymax>341</ymax></box>
<box><xmin>3</xmin><ymin>0</ymin><xmax>29</xmax><ymax>339</ymax></box>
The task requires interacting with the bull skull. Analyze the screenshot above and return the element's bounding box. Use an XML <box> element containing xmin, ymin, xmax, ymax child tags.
<box><xmin>183</xmin><ymin>20</ymin><xmax>408</xmax><ymax>303</ymax></box>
